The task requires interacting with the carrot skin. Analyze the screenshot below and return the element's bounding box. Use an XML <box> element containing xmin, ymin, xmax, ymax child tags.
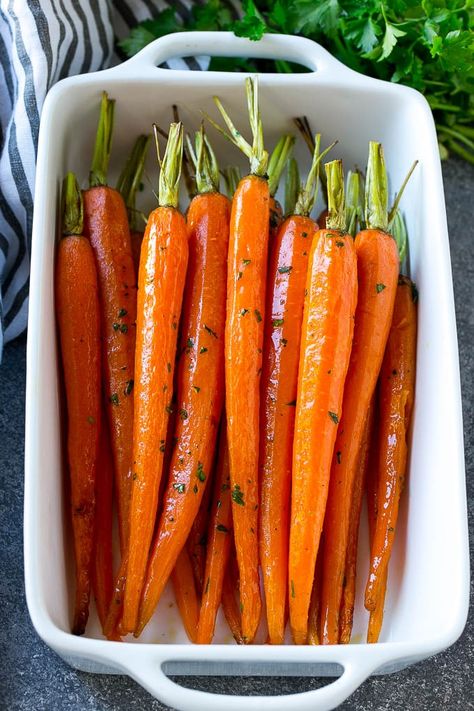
<box><xmin>122</xmin><ymin>206</ymin><xmax>188</xmax><ymax>634</ymax></box>
<box><xmin>135</xmin><ymin>193</ymin><xmax>229</xmax><ymax>635</ymax></box>
<box><xmin>226</xmin><ymin>174</ymin><xmax>269</xmax><ymax>642</ymax></box>
<box><xmin>83</xmin><ymin>187</ymin><xmax>136</xmax><ymax>554</ymax></box>
<box><xmin>92</xmin><ymin>406</ymin><xmax>115</xmax><ymax>636</ymax></box>
<box><xmin>171</xmin><ymin>546</ymin><xmax>200</xmax><ymax>643</ymax></box>
<box><xmin>269</xmin><ymin>196</ymin><xmax>283</xmax><ymax>241</ymax></box>
<box><xmin>197</xmin><ymin>429</ymin><xmax>232</xmax><ymax>644</ymax></box>
<box><xmin>56</xmin><ymin>235</ymin><xmax>101</xmax><ymax>635</ymax></box>
<box><xmin>339</xmin><ymin>402</ymin><xmax>375</xmax><ymax>644</ymax></box>
<box><xmin>187</xmin><ymin>468</ymin><xmax>213</xmax><ymax>593</ymax></box>
<box><xmin>320</xmin><ymin>228</ymin><xmax>399</xmax><ymax>645</ymax></box>
<box><xmin>365</xmin><ymin>276</ymin><xmax>417</xmax><ymax>614</ymax></box>
<box><xmin>289</xmin><ymin>229</ymin><xmax>358</xmax><ymax>645</ymax></box>
<box><xmin>260</xmin><ymin>215</ymin><xmax>318</xmax><ymax>645</ymax></box>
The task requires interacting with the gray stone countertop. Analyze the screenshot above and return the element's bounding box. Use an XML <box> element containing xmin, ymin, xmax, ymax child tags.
<box><xmin>1</xmin><ymin>158</ymin><xmax>472</xmax><ymax>709</ymax></box>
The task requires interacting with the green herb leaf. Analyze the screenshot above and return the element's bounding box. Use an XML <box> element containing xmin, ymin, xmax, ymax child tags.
<box><xmin>328</xmin><ymin>411</ymin><xmax>339</xmax><ymax>424</ymax></box>
<box><xmin>173</xmin><ymin>482</ymin><xmax>185</xmax><ymax>493</ymax></box>
<box><xmin>376</xmin><ymin>283</ymin><xmax>386</xmax><ymax>293</ymax></box>
<box><xmin>216</xmin><ymin>524</ymin><xmax>229</xmax><ymax>533</ymax></box>
<box><xmin>232</xmin><ymin>484</ymin><xmax>245</xmax><ymax>506</ymax></box>
<box><xmin>197</xmin><ymin>462</ymin><xmax>206</xmax><ymax>482</ymax></box>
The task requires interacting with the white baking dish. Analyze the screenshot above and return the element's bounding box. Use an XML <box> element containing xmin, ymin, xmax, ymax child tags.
<box><xmin>25</xmin><ymin>32</ymin><xmax>469</xmax><ymax>710</ymax></box>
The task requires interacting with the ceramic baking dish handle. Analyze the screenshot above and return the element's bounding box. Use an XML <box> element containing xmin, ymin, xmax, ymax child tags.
<box><xmin>120</xmin><ymin>31</ymin><xmax>354</xmax><ymax>79</ymax></box>
<box><xmin>122</xmin><ymin>650</ymin><xmax>379</xmax><ymax>711</ymax></box>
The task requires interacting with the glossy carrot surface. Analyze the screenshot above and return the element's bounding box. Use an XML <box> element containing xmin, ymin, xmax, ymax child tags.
<box><xmin>171</xmin><ymin>546</ymin><xmax>200</xmax><ymax>643</ymax></box>
<box><xmin>365</xmin><ymin>276</ymin><xmax>417</xmax><ymax>616</ymax></box>
<box><xmin>260</xmin><ymin>213</ymin><xmax>318</xmax><ymax>644</ymax></box>
<box><xmin>136</xmin><ymin>138</ymin><xmax>230</xmax><ymax>635</ymax></box>
<box><xmin>56</xmin><ymin>174</ymin><xmax>101</xmax><ymax>635</ymax></box>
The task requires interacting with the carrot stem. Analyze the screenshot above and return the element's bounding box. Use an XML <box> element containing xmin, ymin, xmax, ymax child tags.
<box><xmin>387</xmin><ymin>161</ymin><xmax>419</xmax><ymax>226</ymax></box>
<box><xmin>221</xmin><ymin>166</ymin><xmax>242</xmax><ymax>198</ymax></box>
<box><xmin>345</xmin><ymin>169</ymin><xmax>365</xmax><ymax>237</ymax></box>
<box><xmin>294</xmin><ymin>136</ymin><xmax>336</xmax><ymax>217</ymax></box>
<box><xmin>285</xmin><ymin>158</ymin><xmax>300</xmax><ymax>217</ymax></box>
<box><xmin>365</xmin><ymin>141</ymin><xmax>388</xmax><ymax>231</ymax></box>
<box><xmin>89</xmin><ymin>92</ymin><xmax>115</xmax><ymax>188</ymax></box>
<box><xmin>154</xmin><ymin>122</ymin><xmax>184</xmax><ymax>208</ymax></box>
<box><xmin>267</xmin><ymin>135</ymin><xmax>295</xmax><ymax>197</ymax></box>
<box><xmin>325</xmin><ymin>160</ymin><xmax>346</xmax><ymax>231</ymax></box>
<box><xmin>62</xmin><ymin>172</ymin><xmax>83</xmax><ymax>236</ymax></box>
<box><xmin>117</xmin><ymin>135</ymin><xmax>150</xmax><ymax>230</ymax></box>
<box><xmin>186</xmin><ymin>125</ymin><xmax>220</xmax><ymax>194</ymax></box>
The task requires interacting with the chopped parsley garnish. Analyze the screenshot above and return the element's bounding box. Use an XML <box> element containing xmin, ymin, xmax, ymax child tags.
<box><xmin>197</xmin><ymin>462</ymin><xmax>206</xmax><ymax>482</ymax></box>
<box><xmin>173</xmin><ymin>483</ymin><xmax>185</xmax><ymax>493</ymax></box>
<box><xmin>216</xmin><ymin>524</ymin><xmax>229</xmax><ymax>533</ymax></box>
<box><xmin>328</xmin><ymin>411</ymin><xmax>339</xmax><ymax>424</ymax></box>
<box><xmin>376</xmin><ymin>283</ymin><xmax>386</xmax><ymax>293</ymax></box>
<box><xmin>232</xmin><ymin>484</ymin><xmax>245</xmax><ymax>506</ymax></box>
<box><xmin>254</xmin><ymin>309</ymin><xmax>262</xmax><ymax>323</ymax></box>
<box><xmin>278</xmin><ymin>265</ymin><xmax>292</xmax><ymax>274</ymax></box>
<box><xmin>204</xmin><ymin>324</ymin><xmax>218</xmax><ymax>338</ymax></box>
<box><xmin>272</xmin><ymin>318</ymin><xmax>284</xmax><ymax>327</ymax></box>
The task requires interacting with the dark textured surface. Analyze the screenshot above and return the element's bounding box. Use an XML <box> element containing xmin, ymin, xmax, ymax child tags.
<box><xmin>1</xmin><ymin>157</ymin><xmax>472</xmax><ymax>709</ymax></box>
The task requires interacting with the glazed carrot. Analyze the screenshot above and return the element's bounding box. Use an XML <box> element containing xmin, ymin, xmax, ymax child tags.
<box><xmin>365</xmin><ymin>276</ymin><xmax>417</xmax><ymax>616</ymax></box>
<box><xmin>135</xmin><ymin>129</ymin><xmax>229</xmax><ymax>636</ymax></box>
<box><xmin>56</xmin><ymin>173</ymin><xmax>101</xmax><ymax>635</ymax></box>
<box><xmin>289</xmin><ymin>159</ymin><xmax>358</xmax><ymax>645</ymax></box>
<box><xmin>171</xmin><ymin>546</ymin><xmax>200</xmax><ymax>643</ymax></box>
<box><xmin>122</xmin><ymin>123</ymin><xmax>188</xmax><ymax>634</ymax></box>
<box><xmin>221</xmin><ymin>542</ymin><xmax>244</xmax><ymax>644</ymax></box>
<box><xmin>268</xmin><ymin>135</ymin><xmax>294</xmax><ymax>239</ymax></box>
<box><xmin>307</xmin><ymin>541</ymin><xmax>324</xmax><ymax>645</ymax></box>
<box><xmin>209</xmin><ymin>77</ymin><xmax>269</xmax><ymax>643</ymax></box>
<box><xmin>92</xmin><ymin>406</ymin><xmax>115</xmax><ymax>637</ymax></box>
<box><xmin>339</xmin><ymin>401</ymin><xmax>375</xmax><ymax>644</ymax></box>
<box><xmin>319</xmin><ymin>142</ymin><xmax>399</xmax><ymax>645</ymax></box>
<box><xmin>196</xmin><ymin>426</ymin><xmax>233</xmax><ymax>644</ymax></box>
<box><xmin>260</xmin><ymin>136</ymin><xmax>334</xmax><ymax>645</ymax></box>
<box><xmin>117</xmin><ymin>134</ymin><xmax>150</xmax><ymax>276</ymax></box>
<box><xmin>83</xmin><ymin>93</ymin><xmax>136</xmax><ymax>555</ymax></box>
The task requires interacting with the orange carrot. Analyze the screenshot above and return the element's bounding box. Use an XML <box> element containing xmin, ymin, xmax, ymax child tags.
<box><xmin>365</xmin><ymin>276</ymin><xmax>417</xmax><ymax>623</ymax></box>
<box><xmin>92</xmin><ymin>406</ymin><xmax>115</xmax><ymax>637</ymax></box>
<box><xmin>338</xmin><ymin>401</ymin><xmax>375</xmax><ymax>644</ymax></box>
<box><xmin>171</xmin><ymin>546</ymin><xmax>200</xmax><ymax>643</ymax></box>
<box><xmin>209</xmin><ymin>77</ymin><xmax>269</xmax><ymax>643</ymax></box>
<box><xmin>221</xmin><ymin>542</ymin><xmax>244</xmax><ymax>644</ymax></box>
<box><xmin>289</xmin><ymin>159</ymin><xmax>358</xmax><ymax>645</ymax></box>
<box><xmin>83</xmin><ymin>93</ymin><xmax>136</xmax><ymax>555</ymax></box>
<box><xmin>196</xmin><ymin>426</ymin><xmax>232</xmax><ymax>643</ymax></box>
<box><xmin>319</xmin><ymin>142</ymin><xmax>399</xmax><ymax>645</ymax></box>
<box><xmin>135</xmin><ymin>129</ymin><xmax>229</xmax><ymax>635</ymax></box>
<box><xmin>56</xmin><ymin>173</ymin><xmax>101</xmax><ymax>635</ymax></box>
<box><xmin>260</xmin><ymin>135</ymin><xmax>334</xmax><ymax>645</ymax></box>
<box><xmin>122</xmin><ymin>123</ymin><xmax>188</xmax><ymax>634</ymax></box>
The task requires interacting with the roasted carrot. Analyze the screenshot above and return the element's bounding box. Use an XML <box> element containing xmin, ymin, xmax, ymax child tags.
<box><xmin>122</xmin><ymin>123</ymin><xmax>188</xmax><ymax>634</ymax></box>
<box><xmin>171</xmin><ymin>546</ymin><xmax>200</xmax><ymax>643</ymax></box>
<box><xmin>83</xmin><ymin>92</ymin><xmax>136</xmax><ymax>555</ymax></box>
<box><xmin>92</xmin><ymin>406</ymin><xmax>115</xmax><ymax>637</ymax></box>
<box><xmin>209</xmin><ymin>77</ymin><xmax>269</xmax><ymax>643</ymax></box>
<box><xmin>339</xmin><ymin>401</ymin><xmax>375</xmax><ymax>644</ymax></box>
<box><xmin>56</xmin><ymin>173</ymin><xmax>101</xmax><ymax>635</ymax></box>
<box><xmin>196</xmin><ymin>426</ymin><xmax>233</xmax><ymax>644</ymax></box>
<box><xmin>319</xmin><ymin>142</ymin><xmax>399</xmax><ymax>645</ymax></box>
<box><xmin>289</xmin><ymin>159</ymin><xmax>358</xmax><ymax>645</ymax></box>
<box><xmin>221</xmin><ymin>542</ymin><xmax>244</xmax><ymax>644</ymax></box>
<box><xmin>117</xmin><ymin>134</ymin><xmax>150</xmax><ymax>276</ymax></box>
<box><xmin>135</xmin><ymin>129</ymin><xmax>229</xmax><ymax>635</ymax></box>
<box><xmin>365</xmin><ymin>276</ymin><xmax>417</xmax><ymax>622</ymax></box>
<box><xmin>260</xmin><ymin>135</ymin><xmax>334</xmax><ymax>645</ymax></box>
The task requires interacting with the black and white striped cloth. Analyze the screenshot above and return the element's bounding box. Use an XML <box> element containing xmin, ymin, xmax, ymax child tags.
<box><xmin>0</xmin><ymin>0</ymin><xmax>211</xmax><ymax>357</ymax></box>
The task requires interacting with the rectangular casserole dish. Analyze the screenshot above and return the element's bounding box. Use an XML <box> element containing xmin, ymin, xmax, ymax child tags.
<box><xmin>25</xmin><ymin>31</ymin><xmax>469</xmax><ymax>711</ymax></box>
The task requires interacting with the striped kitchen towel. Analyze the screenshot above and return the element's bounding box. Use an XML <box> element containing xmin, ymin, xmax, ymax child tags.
<box><xmin>0</xmin><ymin>0</ymin><xmax>207</xmax><ymax>357</ymax></box>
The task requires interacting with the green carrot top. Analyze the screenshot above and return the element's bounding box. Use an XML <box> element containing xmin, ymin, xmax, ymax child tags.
<box><xmin>62</xmin><ymin>172</ymin><xmax>83</xmax><ymax>236</ymax></box>
<box><xmin>186</xmin><ymin>125</ymin><xmax>220</xmax><ymax>194</ymax></box>
<box><xmin>267</xmin><ymin>135</ymin><xmax>295</xmax><ymax>197</ymax></box>
<box><xmin>365</xmin><ymin>141</ymin><xmax>388</xmax><ymax>231</ymax></box>
<box><xmin>210</xmin><ymin>76</ymin><xmax>268</xmax><ymax>178</ymax></box>
<box><xmin>325</xmin><ymin>159</ymin><xmax>346</xmax><ymax>232</ymax></box>
<box><xmin>154</xmin><ymin>122</ymin><xmax>184</xmax><ymax>209</ymax></box>
<box><xmin>116</xmin><ymin>134</ymin><xmax>150</xmax><ymax>230</ymax></box>
<box><xmin>294</xmin><ymin>136</ymin><xmax>337</xmax><ymax>218</ymax></box>
<box><xmin>89</xmin><ymin>91</ymin><xmax>115</xmax><ymax>188</ymax></box>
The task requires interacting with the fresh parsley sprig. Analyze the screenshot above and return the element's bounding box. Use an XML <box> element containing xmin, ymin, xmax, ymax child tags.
<box><xmin>120</xmin><ymin>0</ymin><xmax>474</xmax><ymax>164</ymax></box>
